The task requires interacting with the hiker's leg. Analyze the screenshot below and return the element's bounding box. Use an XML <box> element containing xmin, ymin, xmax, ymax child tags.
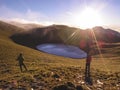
<box><xmin>19</xmin><ymin>64</ymin><xmax>22</xmax><ymax>72</ymax></box>
<box><xmin>23</xmin><ymin>63</ymin><xmax>28</xmax><ymax>71</ymax></box>
<box><xmin>85</xmin><ymin>63</ymin><xmax>87</xmax><ymax>74</ymax></box>
<box><xmin>85</xmin><ymin>63</ymin><xmax>89</xmax><ymax>77</ymax></box>
<box><xmin>87</xmin><ymin>63</ymin><xmax>93</xmax><ymax>85</ymax></box>
<box><xmin>85</xmin><ymin>63</ymin><xmax>89</xmax><ymax>82</ymax></box>
<box><xmin>88</xmin><ymin>63</ymin><xmax>90</xmax><ymax>77</ymax></box>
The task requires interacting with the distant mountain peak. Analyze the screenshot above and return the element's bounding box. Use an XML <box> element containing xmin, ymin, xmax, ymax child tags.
<box><xmin>92</xmin><ymin>26</ymin><xmax>104</xmax><ymax>30</ymax></box>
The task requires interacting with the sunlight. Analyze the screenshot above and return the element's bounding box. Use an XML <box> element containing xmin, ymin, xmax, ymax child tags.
<box><xmin>73</xmin><ymin>7</ymin><xmax>103</xmax><ymax>29</ymax></box>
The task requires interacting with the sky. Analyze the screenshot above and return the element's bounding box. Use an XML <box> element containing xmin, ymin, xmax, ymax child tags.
<box><xmin>0</xmin><ymin>0</ymin><xmax>120</xmax><ymax>29</ymax></box>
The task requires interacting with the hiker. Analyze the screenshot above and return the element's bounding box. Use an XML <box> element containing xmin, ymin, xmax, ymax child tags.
<box><xmin>16</xmin><ymin>53</ymin><xmax>27</xmax><ymax>72</ymax></box>
<box><xmin>84</xmin><ymin>38</ymin><xmax>94</xmax><ymax>85</ymax></box>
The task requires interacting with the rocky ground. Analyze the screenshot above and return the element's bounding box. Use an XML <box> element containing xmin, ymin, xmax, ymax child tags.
<box><xmin>0</xmin><ymin>67</ymin><xmax>120</xmax><ymax>90</ymax></box>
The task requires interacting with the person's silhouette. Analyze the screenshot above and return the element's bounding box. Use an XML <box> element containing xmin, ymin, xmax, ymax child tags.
<box><xmin>16</xmin><ymin>53</ymin><xmax>27</xmax><ymax>72</ymax></box>
<box><xmin>85</xmin><ymin>39</ymin><xmax>93</xmax><ymax>85</ymax></box>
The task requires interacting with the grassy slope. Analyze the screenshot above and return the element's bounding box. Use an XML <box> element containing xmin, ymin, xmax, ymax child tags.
<box><xmin>0</xmin><ymin>21</ymin><xmax>120</xmax><ymax>89</ymax></box>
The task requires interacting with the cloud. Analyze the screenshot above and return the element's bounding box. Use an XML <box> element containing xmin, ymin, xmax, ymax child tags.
<box><xmin>0</xmin><ymin>5</ymin><xmax>79</xmax><ymax>26</ymax></box>
<box><xmin>0</xmin><ymin>5</ymin><xmax>54</xmax><ymax>25</ymax></box>
<box><xmin>25</xmin><ymin>9</ymin><xmax>49</xmax><ymax>21</ymax></box>
<box><xmin>0</xmin><ymin>5</ymin><xmax>77</xmax><ymax>26</ymax></box>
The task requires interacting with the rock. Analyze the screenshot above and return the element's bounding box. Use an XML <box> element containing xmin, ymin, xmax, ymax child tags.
<box><xmin>53</xmin><ymin>85</ymin><xmax>67</xmax><ymax>90</ymax></box>
<box><xmin>17</xmin><ymin>87</ymin><xmax>26</xmax><ymax>90</ymax></box>
<box><xmin>66</xmin><ymin>82</ymin><xmax>75</xmax><ymax>88</ymax></box>
<box><xmin>53</xmin><ymin>82</ymin><xmax>76</xmax><ymax>90</ymax></box>
<box><xmin>76</xmin><ymin>85</ymin><xmax>83</xmax><ymax>90</ymax></box>
<box><xmin>97</xmin><ymin>80</ymin><xmax>103</xmax><ymax>85</ymax></box>
<box><xmin>53</xmin><ymin>74</ymin><xmax>60</xmax><ymax>78</ymax></box>
<box><xmin>55</xmin><ymin>78</ymin><xmax>62</xmax><ymax>82</ymax></box>
<box><xmin>50</xmin><ymin>72</ymin><xmax>54</xmax><ymax>76</ymax></box>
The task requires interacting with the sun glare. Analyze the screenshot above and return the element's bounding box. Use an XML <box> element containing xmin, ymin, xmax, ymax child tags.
<box><xmin>73</xmin><ymin>7</ymin><xmax>103</xmax><ymax>29</ymax></box>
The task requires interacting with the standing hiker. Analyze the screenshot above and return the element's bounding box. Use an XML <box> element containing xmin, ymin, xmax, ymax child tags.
<box><xmin>84</xmin><ymin>35</ymin><xmax>94</xmax><ymax>85</ymax></box>
<box><xmin>79</xmin><ymin>30</ymin><xmax>96</xmax><ymax>85</ymax></box>
<box><xmin>16</xmin><ymin>53</ymin><xmax>28</xmax><ymax>72</ymax></box>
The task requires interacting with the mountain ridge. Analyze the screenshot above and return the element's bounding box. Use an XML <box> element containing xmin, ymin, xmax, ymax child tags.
<box><xmin>10</xmin><ymin>24</ymin><xmax>120</xmax><ymax>52</ymax></box>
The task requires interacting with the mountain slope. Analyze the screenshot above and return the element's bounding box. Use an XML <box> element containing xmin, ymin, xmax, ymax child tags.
<box><xmin>0</xmin><ymin>21</ymin><xmax>79</xmax><ymax>64</ymax></box>
<box><xmin>0</xmin><ymin>21</ymin><xmax>120</xmax><ymax>90</ymax></box>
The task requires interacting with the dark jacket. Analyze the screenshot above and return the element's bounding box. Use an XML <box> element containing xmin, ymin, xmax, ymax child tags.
<box><xmin>17</xmin><ymin>55</ymin><xmax>24</xmax><ymax>64</ymax></box>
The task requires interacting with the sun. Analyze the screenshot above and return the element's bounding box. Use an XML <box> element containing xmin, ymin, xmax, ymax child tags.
<box><xmin>73</xmin><ymin>7</ymin><xmax>103</xmax><ymax>29</ymax></box>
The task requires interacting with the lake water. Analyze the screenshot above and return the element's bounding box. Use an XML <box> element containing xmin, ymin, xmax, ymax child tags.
<box><xmin>36</xmin><ymin>44</ymin><xmax>87</xmax><ymax>58</ymax></box>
